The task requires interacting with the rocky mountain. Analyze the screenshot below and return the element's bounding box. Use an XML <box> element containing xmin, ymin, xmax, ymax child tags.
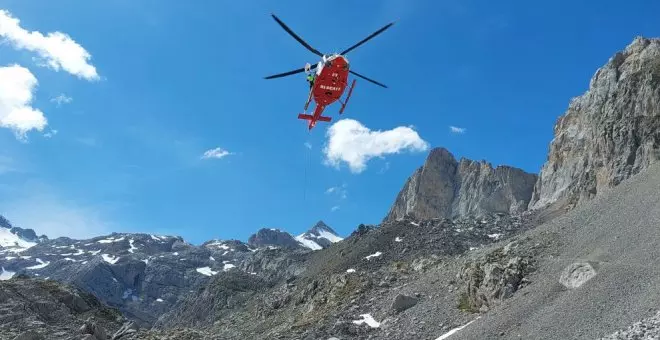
<box><xmin>247</xmin><ymin>222</ymin><xmax>343</xmax><ymax>250</ymax></box>
<box><xmin>3</xmin><ymin>36</ymin><xmax>660</xmax><ymax>340</ymax></box>
<box><xmin>385</xmin><ymin>148</ymin><xmax>537</xmax><ymax>222</ymax></box>
<box><xmin>144</xmin><ymin>213</ymin><xmax>538</xmax><ymax>340</ymax></box>
<box><xmin>0</xmin><ymin>274</ymin><xmax>135</xmax><ymax>340</ymax></box>
<box><xmin>0</xmin><ymin>219</ymin><xmax>341</xmax><ymax>330</ymax></box>
<box><xmin>248</xmin><ymin>228</ymin><xmax>304</xmax><ymax>248</ymax></box>
<box><xmin>529</xmin><ymin>37</ymin><xmax>660</xmax><ymax>211</ymax></box>
<box><xmin>295</xmin><ymin>220</ymin><xmax>344</xmax><ymax>250</ymax></box>
<box><xmin>0</xmin><ymin>215</ymin><xmax>47</xmax><ymax>253</ymax></box>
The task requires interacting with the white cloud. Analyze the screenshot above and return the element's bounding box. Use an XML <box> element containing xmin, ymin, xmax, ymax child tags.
<box><xmin>449</xmin><ymin>125</ymin><xmax>466</xmax><ymax>134</ymax></box>
<box><xmin>325</xmin><ymin>183</ymin><xmax>347</xmax><ymax>199</ymax></box>
<box><xmin>0</xmin><ymin>9</ymin><xmax>99</xmax><ymax>80</ymax></box>
<box><xmin>323</xmin><ymin>119</ymin><xmax>429</xmax><ymax>173</ymax></box>
<box><xmin>51</xmin><ymin>94</ymin><xmax>72</xmax><ymax>107</ymax></box>
<box><xmin>0</xmin><ymin>65</ymin><xmax>47</xmax><ymax>139</ymax></box>
<box><xmin>304</xmin><ymin>142</ymin><xmax>312</xmax><ymax>149</ymax></box>
<box><xmin>331</xmin><ymin>205</ymin><xmax>340</xmax><ymax>212</ymax></box>
<box><xmin>43</xmin><ymin>129</ymin><xmax>58</xmax><ymax>138</ymax></box>
<box><xmin>201</xmin><ymin>147</ymin><xmax>232</xmax><ymax>160</ymax></box>
<box><xmin>378</xmin><ymin>161</ymin><xmax>391</xmax><ymax>174</ymax></box>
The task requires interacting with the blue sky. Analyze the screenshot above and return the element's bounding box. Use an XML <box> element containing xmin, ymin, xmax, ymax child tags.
<box><xmin>1</xmin><ymin>0</ymin><xmax>659</xmax><ymax>244</ymax></box>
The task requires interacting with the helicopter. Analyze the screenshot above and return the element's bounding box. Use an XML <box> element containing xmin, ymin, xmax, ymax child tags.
<box><xmin>264</xmin><ymin>14</ymin><xmax>394</xmax><ymax>130</ymax></box>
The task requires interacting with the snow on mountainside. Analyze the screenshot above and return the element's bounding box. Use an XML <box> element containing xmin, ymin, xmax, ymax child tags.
<box><xmin>0</xmin><ymin>216</ymin><xmax>342</xmax><ymax>327</ymax></box>
<box><xmin>0</xmin><ymin>216</ymin><xmax>45</xmax><ymax>253</ymax></box>
<box><xmin>295</xmin><ymin>220</ymin><xmax>343</xmax><ymax>250</ymax></box>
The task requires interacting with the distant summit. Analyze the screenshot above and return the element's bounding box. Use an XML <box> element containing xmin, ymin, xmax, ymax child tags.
<box><xmin>248</xmin><ymin>228</ymin><xmax>301</xmax><ymax>248</ymax></box>
<box><xmin>384</xmin><ymin>148</ymin><xmax>537</xmax><ymax>222</ymax></box>
<box><xmin>295</xmin><ymin>221</ymin><xmax>343</xmax><ymax>250</ymax></box>
<box><xmin>0</xmin><ymin>215</ymin><xmax>47</xmax><ymax>251</ymax></box>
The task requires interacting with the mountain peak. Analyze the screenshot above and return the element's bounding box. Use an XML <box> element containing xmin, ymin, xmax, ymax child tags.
<box><xmin>309</xmin><ymin>220</ymin><xmax>336</xmax><ymax>235</ymax></box>
<box><xmin>247</xmin><ymin>228</ymin><xmax>300</xmax><ymax>249</ymax></box>
<box><xmin>295</xmin><ymin>221</ymin><xmax>343</xmax><ymax>250</ymax></box>
<box><xmin>384</xmin><ymin>147</ymin><xmax>537</xmax><ymax>222</ymax></box>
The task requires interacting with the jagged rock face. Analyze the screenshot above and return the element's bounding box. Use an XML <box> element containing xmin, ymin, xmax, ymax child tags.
<box><xmin>385</xmin><ymin>148</ymin><xmax>537</xmax><ymax>222</ymax></box>
<box><xmin>0</xmin><ymin>215</ymin><xmax>11</xmax><ymax>229</ymax></box>
<box><xmin>529</xmin><ymin>37</ymin><xmax>660</xmax><ymax>210</ymax></box>
<box><xmin>0</xmin><ymin>275</ymin><xmax>127</xmax><ymax>340</ymax></box>
<box><xmin>248</xmin><ymin>228</ymin><xmax>302</xmax><ymax>248</ymax></box>
<box><xmin>458</xmin><ymin>244</ymin><xmax>534</xmax><ymax>313</ymax></box>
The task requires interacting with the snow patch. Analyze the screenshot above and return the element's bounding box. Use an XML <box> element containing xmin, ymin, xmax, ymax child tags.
<box><xmin>196</xmin><ymin>267</ymin><xmax>218</xmax><ymax>276</ymax></box>
<box><xmin>295</xmin><ymin>234</ymin><xmax>322</xmax><ymax>250</ymax></box>
<box><xmin>5</xmin><ymin>256</ymin><xmax>16</xmax><ymax>260</ymax></box>
<box><xmin>352</xmin><ymin>314</ymin><xmax>380</xmax><ymax>328</ymax></box>
<box><xmin>223</xmin><ymin>263</ymin><xmax>236</xmax><ymax>271</ymax></box>
<box><xmin>317</xmin><ymin>229</ymin><xmax>343</xmax><ymax>243</ymax></box>
<box><xmin>156</xmin><ymin>298</ymin><xmax>163</xmax><ymax>302</ymax></box>
<box><xmin>102</xmin><ymin>254</ymin><xmax>119</xmax><ymax>264</ymax></box>
<box><xmin>487</xmin><ymin>233</ymin><xmax>503</xmax><ymax>241</ymax></box>
<box><xmin>410</xmin><ymin>221</ymin><xmax>420</xmax><ymax>226</ymax></box>
<box><xmin>26</xmin><ymin>258</ymin><xmax>49</xmax><ymax>270</ymax></box>
<box><xmin>209</xmin><ymin>256</ymin><xmax>215</xmax><ymax>261</ymax></box>
<box><xmin>0</xmin><ymin>267</ymin><xmax>15</xmax><ymax>280</ymax></box>
<box><xmin>97</xmin><ymin>236</ymin><xmax>125</xmax><ymax>244</ymax></box>
<box><xmin>88</xmin><ymin>250</ymin><xmax>101</xmax><ymax>255</ymax></box>
<box><xmin>0</xmin><ymin>227</ymin><xmax>36</xmax><ymax>250</ymax></box>
<box><xmin>346</xmin><ymin>268</ymin><xmax>356</xmax><ymax>273</ymax></box>
<box><xmin>128</xmin><ymin>239</ymin><xmax>137</xmax><ymax>253</ymax></box>
<box><xmin>365</xmin><ymin>251</ymin><xmax>382</xmax><ymax>260</ymax></box>
<box><xmin>395</xmin><ymin>237</ymin><xmax>403</xmax><ymax>242</ymax></box>
<box><xmin>435</xmin><ymin>318</ymin><xmax>479</xmax><ymax>340</ymax></box>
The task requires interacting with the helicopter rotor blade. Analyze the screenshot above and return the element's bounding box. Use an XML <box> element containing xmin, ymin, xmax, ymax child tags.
<box><xmin>349</xmin><ymin>70</ymin><xmax>387</xmax><ymax>88</ymax></box>
<box><xmin>340</xmin><ymin>22</ymin><xmax>395</xmax><ymax>55</ymax></box>
<box><xmin>271</xmin><ymin>14</ymin><xmax>324</xmax><ymax>57</ymax></box>
<box><xmin>264</xmin><ymin>63</ymin><xmax>318</xmax><ymax>80</ymax></box>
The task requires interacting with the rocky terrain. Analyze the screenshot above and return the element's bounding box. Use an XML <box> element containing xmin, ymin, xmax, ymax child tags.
<box><xmin>0</xmin><ymin>219</ymin><xmax>343</xmax><ymax>329</ymax></box>
<box><xmin>2</xmin><ymin>36</ymin><xmax>660</xmax><ymax>340</ymax></box>
<box><xmin>143</xmin><ymin>213</ymin><xmax>540</xmax><ymax>340</ymax></box>
<box><xmin>385</xmin><ymin>148</ymin><xmax>537</xmax><ymax>222</ymax></box>
<box><xmin>0</xmin><ymin>274</ymin><xmax>135</xmax><ymax>340</ymax></box>
<box><xmin>529</xmin><ymin>36</ymin><xmax>660</xmax><ymax>211</ymax></box>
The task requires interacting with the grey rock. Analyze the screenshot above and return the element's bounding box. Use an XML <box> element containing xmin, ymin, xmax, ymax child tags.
<box><xmin>385</xmin><ymin>148</ymin><xmax>537</xmax><ymax>222</ymax></box>
<box><xmin>112</xmin><ymin>321</ymin><xmax>138</xmax><ymax>340</ymax></box>
<box><xmin>391</xmin><ymin>294</ymin><xmax>418</xmax><ymax>313</ymax></box>
<box><xmin>530</xmin><ymin>37</ymin><xmax>660</xmax><ymax>211</ymax></box>
<box><xmin>13</xmin><ymin>331</ymin><xmax>44</xmax><ymax>340</ymax></box>
<box><xmin>0</xmin><ymin>276</ymin><xmax>124</xmax><ymax>340</ymax></box>
<box><xmin>559</xmin><ymin>262</ymin><xmax>597</xmax><ymax>289</ymax></box>
<box><xmin>248</xmin><ymin>228</ymin><xmax>302</xmax><ymax>248</ymax></box>
<box><xmin>599</xmin><ymin>310</ymin><xmax>660</xmax><ymax>339</ymax></box>
<box><xmin>80</xmin><ymin>319</ymin><xmax>108</xmax><ymax>340</ymax></box>
<box><xmin>459</xmin><ymin>248</ymin><xmax>534</xmax><ymax>312</ymax></box>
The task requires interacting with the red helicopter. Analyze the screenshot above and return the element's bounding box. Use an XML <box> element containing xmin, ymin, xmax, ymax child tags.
<box><xmin>265</xmin><ymin>14</ymin><xmax>394</xmax><ymax>130</ymax></box>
